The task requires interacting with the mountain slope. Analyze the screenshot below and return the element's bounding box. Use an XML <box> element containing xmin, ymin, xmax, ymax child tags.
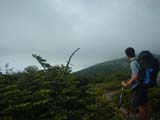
<box><xmin>74</xmin><ymin>55</ymin><xmax>160</xmax><ymax>77</ymax></box>
<box><xmin>74</xmin><ymin>57</ymin><xmax>130</xmax><ymax>77</ymax></box>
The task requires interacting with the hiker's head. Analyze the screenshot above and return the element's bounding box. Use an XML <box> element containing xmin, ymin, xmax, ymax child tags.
<box><xmin>125</xmin><ymin>47</ymin><xmax>135</xmax><ymax>58</ymax></box>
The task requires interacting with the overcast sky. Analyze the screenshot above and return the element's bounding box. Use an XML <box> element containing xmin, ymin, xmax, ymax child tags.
<box><xmin>0</xmin><ymin>0</ymin><xmax>160</xmax><ymax>72</ymax></box>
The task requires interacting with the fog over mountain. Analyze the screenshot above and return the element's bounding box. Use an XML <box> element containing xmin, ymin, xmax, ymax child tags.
<box><xmin>0</xmin><ymin>0</ymin><xmax>160</xmax><ymax>72</ymax></box>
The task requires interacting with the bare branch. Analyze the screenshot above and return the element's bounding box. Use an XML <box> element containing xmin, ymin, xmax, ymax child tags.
<box><xmin>61</xmin><ymin>48</ymin><xmax>80</xmax><ymax>78</ymax></box>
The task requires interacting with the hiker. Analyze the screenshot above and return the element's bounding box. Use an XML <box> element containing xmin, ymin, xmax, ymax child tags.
<box><xmin>122</xmin><ymin>47</ymin><xmax>151</xmax><ymax>120</ymax></box>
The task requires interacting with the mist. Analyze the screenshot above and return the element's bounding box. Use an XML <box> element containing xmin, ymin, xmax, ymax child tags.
<box><xmin>1</xmin><ymin>0</ymin><xmax>160</xmax><ymax>72</ymax></box>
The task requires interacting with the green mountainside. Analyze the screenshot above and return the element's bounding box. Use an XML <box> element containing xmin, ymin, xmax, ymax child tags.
<box><xmin>74</xmin><ymin>55</ymin><xmax>160</xmax><ymax>77</ymax></box>
<box><xmin>74</xmin><ymin>57</ymin><xmax>130</xmax><ymax>77</ymax></box>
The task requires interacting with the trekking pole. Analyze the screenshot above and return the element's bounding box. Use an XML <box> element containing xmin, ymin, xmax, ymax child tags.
<box><xmin>127</xmin><ymin>89</ymin><xmax>131</xmax><ymax>120</ymax></box>
<box><xmin>118</xmin><ymin>87</ymin><xmax>124</xmax><ymax>109</ymax></box>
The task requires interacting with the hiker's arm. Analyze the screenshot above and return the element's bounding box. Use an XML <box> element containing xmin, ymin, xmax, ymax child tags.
<box><xmin>122</xmin><ymin>75</ymin><xmax>138</xmax><ymax>87</ymax></box>
<box><xmin>127</xmin><ymin>75</ymin><xmax>138</xmax><ymax>85</ymax></box>
<box><xmin>123</xmin><ymin>60</ymin><xmax>139</xmax><ymax>87</ymax></box>
<box><xmin>122</xmin><ymin>60</ymin><xmax>140</xmax><ymax>87</ymax></box>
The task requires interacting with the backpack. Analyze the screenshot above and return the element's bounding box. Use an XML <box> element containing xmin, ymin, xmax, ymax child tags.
<box><xmin>138</xmin><ymin>50</ymin><xmax>159</xmax><ymax>89</ymax></box>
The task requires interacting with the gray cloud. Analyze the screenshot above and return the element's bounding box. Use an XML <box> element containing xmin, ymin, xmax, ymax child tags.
<box><xmin>0</xmin><ymin>0</ymin><xmax>160</xmax><ymax>72</ymax></box>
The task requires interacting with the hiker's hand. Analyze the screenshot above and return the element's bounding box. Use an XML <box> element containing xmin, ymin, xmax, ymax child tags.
<box><xmin>121</xmin><ymin>81</ymin><xmax>128</xmax><ymax>87</ymax></box>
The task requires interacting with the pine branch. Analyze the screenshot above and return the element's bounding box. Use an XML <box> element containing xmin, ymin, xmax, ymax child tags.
<box><xmin>32</xmin><ymin>54</ymin><xmax>51</xmax><ymax>71</ymax></box>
